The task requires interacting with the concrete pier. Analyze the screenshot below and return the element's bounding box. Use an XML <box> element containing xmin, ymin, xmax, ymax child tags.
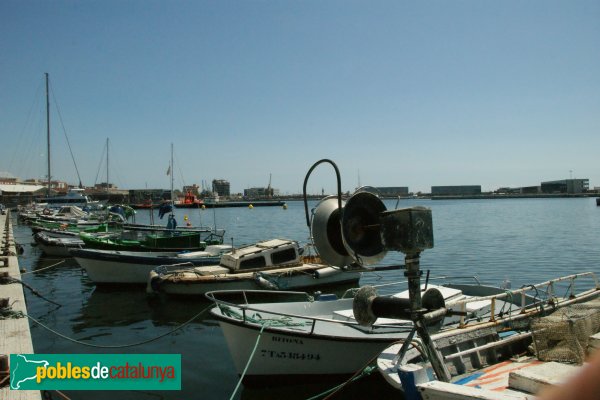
<box><xmin>0</xmin><ymin>211</ymin><xmax>41</xmax><ymax>399</ymax></box>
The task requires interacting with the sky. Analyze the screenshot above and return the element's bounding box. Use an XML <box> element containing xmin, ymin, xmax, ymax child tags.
<box><xmin>1</xmin><ymin>1</ymin><xmax>599</xmax><ymax>195</ymax></box>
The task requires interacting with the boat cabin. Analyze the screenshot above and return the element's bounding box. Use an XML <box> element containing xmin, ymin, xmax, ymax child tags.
<box><xmin>220</xmin><ymin>239</ymin><xmax>301</xmax><ymax>272</ymax></box>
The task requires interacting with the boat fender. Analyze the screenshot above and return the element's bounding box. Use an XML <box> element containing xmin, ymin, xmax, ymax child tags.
<box><xmin>146</xmin><ymin>273</ymin><xmax>163</xmax><ymax>294</ymax></box>
<box><xmin>254</xmin><ymin>273</ymin><xmax>279</xmax><ymax>290</ymax></box>
<box><xmin>313</xmin><ymin>266</ymin><xmax>342</xmax><ymax>279</ymax></box>
<box><xmin>398</xmin><ymin>363</ymin><xmax>433</xmax><ymax>400</ymax></box>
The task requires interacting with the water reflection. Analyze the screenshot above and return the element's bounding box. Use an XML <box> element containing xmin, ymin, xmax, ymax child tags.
<box><xmin>74</xmin><ymin>286</ymin><xmax>221</xmax><ymax>331</ymax></box>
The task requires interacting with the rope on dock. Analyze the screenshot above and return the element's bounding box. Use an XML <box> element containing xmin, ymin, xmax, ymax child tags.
<box><xmin>0</xmin><ymin>301</ymin><xmax>25</xmax><ymax>320</ymax></box>
<box><xmin>25</xmin><ymin>303</ymin><xmax>213</xmax><ymax>349</ymax></box>
<box><xmin>0</xmin><ymin>275</ymin><xmax>62</xmax><ymax>307</ymax></box>
<box><xmin>0</xmin><ymin>373</ymin><xmax>9</xmax><ymax>388</ymax></box>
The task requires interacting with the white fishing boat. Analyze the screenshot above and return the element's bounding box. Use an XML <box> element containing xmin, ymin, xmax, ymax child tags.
<box><xmin>206</xmin><ymin>276</ymin><xmax>513</xmax><ymax>383</ymax></box>
<box><xmin>38</xmin><ymin>188</ymin><xmax>102</xmax><ymax>210</ymax></box>
<box><xmin>33</xmin><ymin>231</ymin><xmax>84</xmax><ymax>257</ymax></box>
<box><xmin>375</xmin><ymin>272</ymin><xmax>600</xmax><ymax>399</ymax></box>
<box><xmin>209</xmin><ymin>272</ymin><xmax>596</xmax><ymax>384</ymax></box>
<box><xmin>147</xmin><ymin>239</ymin><xmax>362</xmax><ymax>296</ymax></box>
<box><xmin>71</xmin><ymin>244</ymin><xmax>232</xmax><ymax>284</ymax></box>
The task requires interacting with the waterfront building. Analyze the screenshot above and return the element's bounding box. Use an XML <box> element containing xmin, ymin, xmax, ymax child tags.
<box><xmin>541</xmin><ymin>179</ymin><xmax>589</xmax><ymax>194</ymax></box>
<box><xmin>520</xmin><ymin>186</ymin><xmax>541</xmax><ymax>194</ymax></box>
<box><xmin>431</xmin><ymin>185</ymin><xmax>482</xmax><ymax>196</ymax></box>
<box><xmin>212</xmin><ymin>179</ymin><xmax>230</xmax><ymax>197</ymax></box>
<box><xmin>182</xmin><ymin>184</ymin><xmax>200</xmax><ymax>196</ymax></box>
<box><xmin>244</xmin><ymin>187</ymin><xmax>279</xmax><ymax>198</ymax></box>
<box><xmin>23</xmin><ymin>178</ymin><xmax>69</xmax><ymax>193</ymax></box>
<box><xmin>0</xmin><ymin>171</ymin><xmax>18</xmax><ymax>184</ymax></box>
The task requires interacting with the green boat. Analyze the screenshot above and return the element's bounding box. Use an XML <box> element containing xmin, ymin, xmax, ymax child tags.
<box><xmin>79</xmin><ymin>230</ymin><xmax>223</xmax><ymax>251</ymax></box>
<box><xmin>31</xmin><ymin>221</ymin><xmax>123</xmax><ymax>237</ymax></box>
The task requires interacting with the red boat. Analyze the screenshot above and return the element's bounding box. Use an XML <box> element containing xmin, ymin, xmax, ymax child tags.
<box><xmin>175</xmin><ymin>191</ymin><xmax>204</xmax><ymax>208</ymax></box>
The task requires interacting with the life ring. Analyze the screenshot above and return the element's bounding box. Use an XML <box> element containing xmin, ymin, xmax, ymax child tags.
<box><xmin>43</xmin><ymin>208</ymin><xmax>51</xmax><ymax>215</ymax></box>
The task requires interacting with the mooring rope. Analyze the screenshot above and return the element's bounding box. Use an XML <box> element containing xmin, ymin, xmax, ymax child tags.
<box><xmin>26</xmin><ymin>303</ymin><xmax>213</xmax><ymax>349</ymax></box>
<box><xmin>228</xmin><ymin>322</ymin><xmax>269</xmax><ymax>400</ymax></box>
<box><xmin>224</xmin><ymin>306</ymin><xmax>378</xmax><ymax>400</ymax></box>
<box><xmin>20</xmin><ymin>259</ymin><xmax>65</xmax><ymax>275</ymax></box>
<box><xmin>307</xmin><ymin>363</ymin><xmax>377</xmax><ymax>400</ymax></box>
<box><xmin>0</xmin><ymin>276</ymin><xmax>61</xmax><ymax>307</ymax></box>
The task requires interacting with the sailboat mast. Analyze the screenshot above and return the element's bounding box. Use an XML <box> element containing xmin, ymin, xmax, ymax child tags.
<box><xmin>45</xmin><ymin>72</ymin><xmax>51</xmax><ymax>196</ymax></box>
<box><xmin>106</xmin><ymin>138</ymin><xmax>109</xmax><ymax>194</ymax></box>
<box><xmin>170</xmin><ymin>143</ymin><xmax>174</xmax><ymax>204</ymax></box>
<box><xmin>171</xmin><ymin>143</ymin><xmax>175</xmax><ymax>206</ymax></box>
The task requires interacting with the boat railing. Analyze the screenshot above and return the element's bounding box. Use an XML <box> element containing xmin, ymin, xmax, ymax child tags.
<box><xmin>206</xmin><ymin>289</ymin><xmax>409</xmax><ymax>335</ymax></box>
<box><xmin>441</xmin><ymin>272</ymin><xmax>600</xmax><ymax>328</ymax></box>
<box><xmin>340</xmin><ymin>275</ymin><xmax>483</xmax><ymax>299</ymax></box>
<box><xmin>205</xmin><ymin>272</ymin><xmax>600</xmax><ymax>335</ymax></box>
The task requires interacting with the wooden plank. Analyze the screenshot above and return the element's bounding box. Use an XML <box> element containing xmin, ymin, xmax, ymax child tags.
<box><xmin>0</xmin><ymin>213</ymin><xmax>41</xmax><ymax>400</ymax></box>
<box><xmin>508</xmin><ymin>361</ymin><xmax>579</xmax><ymax>394</ymax></box>
<box><xmin>418</xmin><ymin>380</ymin><xmax>534</xmax><ymax>400</ymax></box>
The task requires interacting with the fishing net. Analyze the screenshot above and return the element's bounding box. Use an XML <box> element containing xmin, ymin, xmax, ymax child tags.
<box><xmin>531</xmin><ymin>298</ymin><xmax>600</xmax><ymax>364</ymax></box>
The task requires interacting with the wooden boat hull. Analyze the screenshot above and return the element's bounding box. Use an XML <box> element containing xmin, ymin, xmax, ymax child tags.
<box><xmin>149</xmin><ymin>265</ymin><xmax>361</xmax><ymax>296</ymax></box>
<box><xmin>34</xmin><ymin>233</ymin><xmax>84</xmax><ymax>257</ymax></box>
<box><xmin>71</xmin><ymin>248</ymin><xmax>223</xmax><ymax>284</ymax></box>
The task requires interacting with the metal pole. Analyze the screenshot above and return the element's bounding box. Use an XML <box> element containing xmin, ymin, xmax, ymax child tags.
<box><xmin>405</xmin><ymin>252</ymin><xmax>451</xmax><ymax>382</ymax></box>
<box><xmin>45</xmin><ymin>73</ymin><xmax>51</xmax><ymax>196</ymax></box>
<box><xmin>106</xmin><ymin>138</ymin><xmax>109</xmax><ymax>194</ymax></box>
<box><xmin>405</xmin><ymin>253</ymin><xmax>423</xmax><ymax>316</ymax></box>
<box><xmin>170</xmin><ymin>143</ymin><xmax>174</xmax><ymax>205</ymax></box>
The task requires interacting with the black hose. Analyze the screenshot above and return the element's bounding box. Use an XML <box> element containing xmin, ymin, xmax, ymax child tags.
<box><xmin>302</xmin><ymin>159</ymin><xmax>343</xmax><ymax>229</ymax></box>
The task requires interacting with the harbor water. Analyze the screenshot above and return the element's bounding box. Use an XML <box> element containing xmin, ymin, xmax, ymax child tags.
<box><xmin>13</xmin><ymin>198</ymin><xmax>600</xmax><ymax>399</ymax></box>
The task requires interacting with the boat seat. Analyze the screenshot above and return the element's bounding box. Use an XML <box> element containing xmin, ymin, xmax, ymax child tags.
<box><xmin>417</xmin><ymin>380</ymin><xmax>534</xmax><ymax>399</ymax></box>
<box><xmin>508</xmin><ymin>361</ymin><xmax>579</xmax><ymax>394</ymax></box>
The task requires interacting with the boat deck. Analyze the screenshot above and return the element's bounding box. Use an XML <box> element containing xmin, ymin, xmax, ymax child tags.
<box><xmin>419</xmin><ymin>359</ymin><xmax>581</xmax><ymax>399</ymax></box>
<box><xmin>211</xmin><ymin>291</ymin><xmax>515</xmax><ymax>340</ymax></box>
<box><xmin>0</xmin><ymin>212</ymin><xmax>41</xmax><ymax>399</ymax></box>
